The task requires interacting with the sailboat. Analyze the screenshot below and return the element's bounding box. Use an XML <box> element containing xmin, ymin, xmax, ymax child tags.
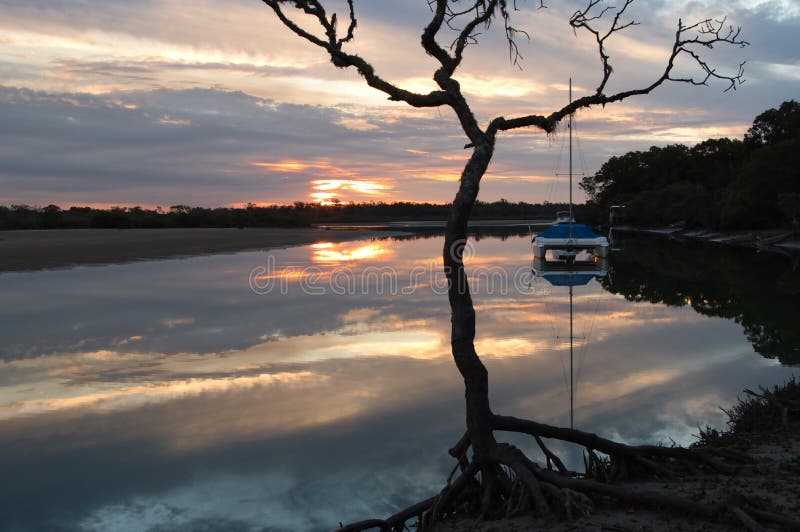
<box><xmin>532</xmin><ymin>79</ymin><xmax>609</xmax><ymax>265</ymax></box>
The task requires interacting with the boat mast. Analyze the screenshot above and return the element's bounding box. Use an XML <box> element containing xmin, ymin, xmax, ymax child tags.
<box><xmin>569</xmin><ymin>281</ymin><xmax>574</xmax><ymax>429</ymax></box>
<box><xmin>569</xmin><ymin>80</ymin><xmax>575</xmax><ymax>425</ymax></box>
<box><xmin>568</xmin><ymin>77</ymin><xmax>574</xmax><ymax>242</ymax></box>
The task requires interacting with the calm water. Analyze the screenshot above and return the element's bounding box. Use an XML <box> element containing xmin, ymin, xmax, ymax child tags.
<box><xmin>0</xmin><ymin>233</ymin><xmax>797</xmax><ymax>531</ymax></box>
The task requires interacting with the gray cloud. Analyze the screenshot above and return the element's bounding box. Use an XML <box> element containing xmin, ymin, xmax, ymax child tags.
<box><xmin>1</xmin><ymin>1</ymin><xmax>797</xmax><ymax>205</ymax></box>
<box><xmin>0</xmin><ymin>86</ymin><xmax>416</xmax><ymax>204</ymax></box>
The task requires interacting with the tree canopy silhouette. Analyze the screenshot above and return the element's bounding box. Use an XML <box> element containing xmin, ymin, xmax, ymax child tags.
<box><xmin>580</xmin><ymin>100</ymin><xmax>800</xmax><ymax>229</ymax></box>
<box><xmin>252</xmin><ymin>1</ymin><xmax>800</xmax><ymax>530</ymax></box>
<box><xmin>0</xmin><ymin>201</ymin><xmax>571</xmax><ymax>230</ymax></box>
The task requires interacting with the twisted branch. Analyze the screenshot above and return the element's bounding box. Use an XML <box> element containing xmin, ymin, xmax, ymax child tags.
<box><xmin>261</xmin><ymin>0</ymin><xmax>448</xmax><ymax>108</ymax></box>
<box><xmin>570</xmin><ymin>0</ymin><xmax>638</xmax><ymax>94</ymax></box>
<box><xmin>259</xmin><ymin>2</ymin><xmax>761</xmax><ymax>531</ymax></box>
<box><xmin>489</xmin><ymin>0</ymin><xmax>749</xmax><ymax>137</ymax></box>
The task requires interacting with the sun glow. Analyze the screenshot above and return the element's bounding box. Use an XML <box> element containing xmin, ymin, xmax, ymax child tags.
<box><xmin>312</xmin><ymin>179</ymin><xmax>387</xmax><ymax>194</ymax></box>
<box><xmin>310</xmin><ymin>179</ymin><xmax>391</xmax><ymax>204</ymax></box>
<box><xmin>312</xmin><ymin>242</ymin><xmax>392</xmax><ymax>263</ymax></box>
<box><xmin>251</xmin><ymin>160</ymin><xmax>309</xmax><ymax>172</ymax></box>
<box><xmin>250</xmin><ymin>159</ymin><xmax>393</xmax><ymax>203</ymax></box>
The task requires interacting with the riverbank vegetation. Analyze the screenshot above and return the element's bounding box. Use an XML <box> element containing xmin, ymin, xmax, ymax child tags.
<box><xmin>580</xmin><ymin>100</ymin><xmax>800</xmax><ymax>229</ymax></box>
<box><xmin>0</xmin><ymin>200</ymin><xmax>569</xmax><ymax>230</ymax></box>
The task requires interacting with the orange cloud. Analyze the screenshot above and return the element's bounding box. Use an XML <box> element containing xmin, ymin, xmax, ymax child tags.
<box><xmin>311</xmin><ymin>179</ymin><xmax>388</xmax><ymax>195</ymax></box>
<box><xmin>251</xmin><ymin>160</ymin><xmax>309</xmax><ymax>172</ymax></box>
<box><xmin>251</xmin><ymin>159</ymin><xmax>394</xmax><ymax>203</ymax></box>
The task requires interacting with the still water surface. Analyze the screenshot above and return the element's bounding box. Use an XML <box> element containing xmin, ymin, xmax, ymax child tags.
<box><xmin>0</xmin><ymin>233</ymin><xmax>797</xmax><ymax>531</ymax></box>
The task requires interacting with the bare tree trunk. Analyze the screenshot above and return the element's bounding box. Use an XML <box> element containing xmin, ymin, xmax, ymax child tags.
<box><xmin>261</xmin><ymin>3</ymin><xmax>766</xmax><ymax>529</ymax></box>
<box><xmin>444</xmin><ymin>140</ymin><xmax>496</xmax><ymax>459</ymax></box>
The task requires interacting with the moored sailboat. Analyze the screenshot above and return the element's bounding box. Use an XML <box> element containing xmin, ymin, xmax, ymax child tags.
<box><xmin>532</xmin><ymin>79</ymin><xmax>608</xmax><ymax>264</ymax></box>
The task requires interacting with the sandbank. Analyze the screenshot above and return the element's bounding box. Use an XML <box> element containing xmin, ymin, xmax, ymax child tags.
<box><xmin>0</xmin><ymin>227</ymin><xmax>395</xmax><ymax>272</ymax></box>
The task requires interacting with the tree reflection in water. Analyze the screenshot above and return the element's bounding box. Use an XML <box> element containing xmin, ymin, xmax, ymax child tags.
<box><xmin>601</xmin><ymin>233</ymin><xmax>800</xmax><ymax>365</ymax></box>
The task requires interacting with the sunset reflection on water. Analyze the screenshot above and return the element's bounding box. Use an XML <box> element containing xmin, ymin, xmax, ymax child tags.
<box><xmin>0</xmin><ymin>233</ymin><xmax>796</xmax><ymax>531</ymax></box>
<box><xmin>311</xmin><ymin>240</ymin><xmax>393</xmax><ymax>263</ymax></box>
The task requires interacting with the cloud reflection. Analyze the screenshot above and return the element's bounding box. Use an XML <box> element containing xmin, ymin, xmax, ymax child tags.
<box><xmin>0</xmin><ymin>234</ymin><xmax>797</xmax><ymax>531</ymax></box>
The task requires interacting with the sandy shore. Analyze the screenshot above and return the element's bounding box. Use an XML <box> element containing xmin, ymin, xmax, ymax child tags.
<box><xmin>0</xmin><ymin>227</ymin><xmax>395</xmax><ymax>272</ymax></box>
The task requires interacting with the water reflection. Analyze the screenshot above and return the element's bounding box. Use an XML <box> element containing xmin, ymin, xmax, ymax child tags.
<box><xmin>603</xmin><ymin>233</ymin><xmax>800</xmax><ymax>365</ymax></box>
<box><xmin>311</xmin><ymin>241</ymin><xmax>393</xmax><ymax>263</ymax></box>
<box><xmin>0</xmin><ymin>233</ymin><xmax>796</xmax><ymax>531</ymax></box>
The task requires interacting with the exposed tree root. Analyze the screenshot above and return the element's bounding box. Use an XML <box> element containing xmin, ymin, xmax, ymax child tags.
<box><xmin>338</xmin><ymin>399</ymin><xmax>800</xmax><ymax>532</ymax></box>
<box><xmin>493</xmin><ymin>414</ymin><xmax>742</xmax><ymax>476</ymax></box>
<box><xmin>339</xmin><ymin>496</ymin><xmax>436</xmax><ymax>532</ymax></box>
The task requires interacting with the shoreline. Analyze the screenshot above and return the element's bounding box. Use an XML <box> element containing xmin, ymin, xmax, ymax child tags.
<box><xmin>612</xmin><ymin>225</ymin><xmax>800</xmax><ymax>255</ymax></box>
<box><xmin>431</xmin><ymin>379</ymin><xmax>800</xmax><ymax>531</ymax></box>
<box><xmin>0</xmin><ymin>227</ymin><xmax>400</xmax><ymax>273</ymax></box>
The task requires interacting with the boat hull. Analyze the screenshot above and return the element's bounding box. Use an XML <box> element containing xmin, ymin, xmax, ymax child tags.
<box><xmin>532</xmin><ymin>223</ymin><xmax>609</xmax><ymax>261</ymax></box>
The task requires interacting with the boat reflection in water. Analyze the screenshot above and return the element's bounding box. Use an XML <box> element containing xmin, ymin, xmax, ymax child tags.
<box><xmin>531</xmin><ymin>254</ymin><xmax>608</xmax><ymax>428</ymax></box>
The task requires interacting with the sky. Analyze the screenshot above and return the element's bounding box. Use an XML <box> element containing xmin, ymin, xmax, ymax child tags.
<box><xmin>0</xmin><ymin>0</ymin><xmax>798</xmax><ymax>207</ymax></box>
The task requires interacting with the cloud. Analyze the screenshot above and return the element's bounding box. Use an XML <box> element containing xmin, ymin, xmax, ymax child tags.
<box><xmin>0</xmin><ymin>1</ymin><xmax>797</xmax><ymax>205</ymax></box>
<box><xmin>0</xmin><ymin>86</ymin><xmax>446</xmax><ymax>205</ymax></box>
<box><xmin>78</xmin><ymin>467</ymin><xmax>444</xmax><ymax>532</ymax></box>
<box><xmin>2</xmin><ymin>81</ymin><xmax>768</xmax><ymax>208</ymax></box>
<box><xmin>0</xmin><ymin>84</ymin><xmax>581</xmax><ymax>205</ymax></box>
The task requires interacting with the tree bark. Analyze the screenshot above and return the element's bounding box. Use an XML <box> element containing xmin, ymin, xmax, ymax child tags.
<box><xmin>261</xmin><ymin>3</ymin><xmax>757</xmax><ymax>528</ymax></box>
<box><xmin>443</xmin><ymin>139</ymin><xmax>496</xmax><ymax>459</ymax></box>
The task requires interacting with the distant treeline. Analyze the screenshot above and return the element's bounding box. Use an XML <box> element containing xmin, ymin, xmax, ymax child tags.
<box><xmin>581</xmin><ymin>100</ymin><xmax>800</xmax><ymax>229</ymax></box>
<box><xmin>0</xmin><ymin>200</ymin><xmax>570</xmax><ymax>230</ymax></box>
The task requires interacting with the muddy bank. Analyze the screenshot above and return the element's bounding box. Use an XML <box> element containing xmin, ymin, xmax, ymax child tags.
<box><xmin>0</xmin><ymin>227</ymin><xmax>399</xmax><ymax>272</ymax></box>
<box><xmin>612</xmin><ymin>225</ymin><xmax>800</xmax><ymax>255</ymax></box>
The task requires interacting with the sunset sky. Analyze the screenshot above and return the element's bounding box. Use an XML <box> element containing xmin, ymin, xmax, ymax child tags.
<box><xmin>0</xmin><ymin>0</ymin><xmax>797</xmax><ymax>207</ymax></box>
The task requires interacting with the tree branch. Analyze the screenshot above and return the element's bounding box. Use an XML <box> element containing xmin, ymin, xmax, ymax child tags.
<box><xmin>498</xmin><ymin>0</ymin><xmax>531</xmax><ymax>67</ymax></box>
<box><xmin>422</xmin><ymin>0</ymin><xmax>455</xmax><ymax>69</ymax></box>
<box><xmin>488</xmin><ymin>1</ymin><xmax>748</xmax><ymax>137</ymax></box>
<box><xmin>262</xmin><ymin>0</ymin><xmax>449</xmax><ymax>108</ymax></box>
<box><xmin>452</xmin><ymin>0</ymin><xmax>500</xmax><ymax>67</ymax></box>
<box><xmin>570</xmin><ymin>0</ymin><xmax>638</xmax><ymax>94</ymax></box>
<box><xmin>337</xmin><ymin>0</ymin><xmax>357</xmax><ymax>46</ymax></box>
<box><xmin>671</xmin><ymin>17</ymin><xmax>748</xmax><ymax>92</ymax></box>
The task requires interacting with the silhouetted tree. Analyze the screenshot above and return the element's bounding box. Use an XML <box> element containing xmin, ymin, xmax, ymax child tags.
<box><xmin>255</xmin><ymin>1</ymin><xmax>788</xmax><ymax>530</ymax></box>
<box><xmin>745</xmin><ymin>100</ymin><xmax>800</xmax><ymax>146</ymax></box>
<box><xmin>582</xmin><ymin>100</ymin><xmax>800</xmax><ymax>229</ymax></box>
